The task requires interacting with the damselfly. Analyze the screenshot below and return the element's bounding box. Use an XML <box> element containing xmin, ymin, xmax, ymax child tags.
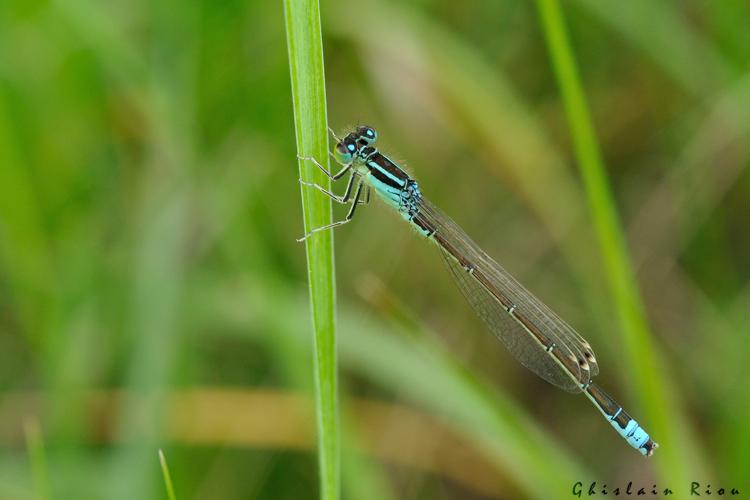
<box><xmin>298</xmin><ymin>126</ymin><xmax>658</xmax><ymax>456</ymax></box>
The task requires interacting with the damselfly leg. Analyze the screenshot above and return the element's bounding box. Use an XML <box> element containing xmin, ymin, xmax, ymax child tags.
<box><xmin>328</xmin><ymin>127</ymin><xmax>342</xmax><ymax>143</ymax></box>
<box><xmin>299</xmin><ymin>172</ymin><xmax>358</xmax><ymax>204</ymax></box>
<box><xmin>298</xmin><ymin>169</ymin><xmax>369</xmax><ymax>205</ymax></box>
<box><xmin>297</xmin><ymin>154</ymin><xmax>351</xmax><ymax>180</ymax></box>
<box><xmin>297</xmin><ymin>179</ymin><xmax>365</xmax><ymax>242</ymax></box>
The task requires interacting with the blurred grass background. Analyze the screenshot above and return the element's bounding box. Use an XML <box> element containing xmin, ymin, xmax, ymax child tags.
<box><xmin>1</xmin><ymin>0</ymin><xmax>749</xmax><ymax>499</ymax></box>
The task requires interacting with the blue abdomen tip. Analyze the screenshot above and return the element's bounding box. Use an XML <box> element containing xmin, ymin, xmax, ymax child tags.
<box><xmin>611</xmin><ymin>418</ymin><xmax>650</xmax><ymax>453</ymax></box>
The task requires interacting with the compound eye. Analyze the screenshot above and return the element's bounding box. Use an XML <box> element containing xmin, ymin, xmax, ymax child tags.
<box><xmin>358</xmin><ymin>126</ymin><xmax>378</xmax><ymax>145</ymax></box>
<box><xmin>334</xmin><ymin>140</ymin><xmax>354</xmax><ymax>163</ymax></box>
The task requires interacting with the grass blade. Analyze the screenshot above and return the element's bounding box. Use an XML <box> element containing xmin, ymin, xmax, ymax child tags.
<box><xmin>283</xmin><ymin>1</ymin><xmax>339</xmax><ymax>499</ymax></box>
<box><xmin>535</xmin><ymin>0</ymin><xmax>699</xmax><ymax>482</ymax></box>
<box><xmin>158</xmin><ymin>450</ymin><xmax>177</xmax><ymax>500</ymax></box>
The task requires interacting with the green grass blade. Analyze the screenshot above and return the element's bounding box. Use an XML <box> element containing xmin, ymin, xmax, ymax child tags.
<box><xmin>535</xmin><ymin>0</ymin><xmax>699</xmax><ymax>482</ymax></box>
<box><xmin>283</xmin><ymin>1</ymin><xmax>339</xmax><ymax>499</ymax></box>
<box><xmin>158</xmin><ymin>450</ymin><xmax>177</xmax><ymax>500</ymax></box>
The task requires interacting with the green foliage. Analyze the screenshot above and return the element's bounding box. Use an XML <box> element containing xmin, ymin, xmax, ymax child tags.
<box><xmin>1</xmin><ymin>0</ymin><xmax>748</xmax><ymax>498</ymax></box>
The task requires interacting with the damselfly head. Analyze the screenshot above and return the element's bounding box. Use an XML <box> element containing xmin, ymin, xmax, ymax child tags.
<box><xmin>355</xmin><ymin>125</ymin><xmax>378</xmax><ymax>146</ymax></box>
<box><xmin>334</xmin><ymin>135</ymin><xmax>359</xmax><ymax>164</ymax></box>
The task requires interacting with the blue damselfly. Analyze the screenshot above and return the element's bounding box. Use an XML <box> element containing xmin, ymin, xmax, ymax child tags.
<box><xmin>298</xmin><ymin>126</ymin><xmax>658</xmax><ymax>456</ymax></box>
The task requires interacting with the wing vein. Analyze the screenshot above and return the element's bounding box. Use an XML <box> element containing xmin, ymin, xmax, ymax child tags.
<box><xmin>418</xmin><ymin>198</ymin><xmax>598</xmax><ymax>392</ymax></box>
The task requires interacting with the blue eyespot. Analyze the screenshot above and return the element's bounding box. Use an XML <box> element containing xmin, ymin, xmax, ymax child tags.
<box><xmin>357</xmin><ymin>126</ymin><xmax>378</xmax><ymax>145</ymax></box>
<box><xmin>334</xmin><ymin>141</ymin><xmax>354</xmax><ymax>163</ymax></box>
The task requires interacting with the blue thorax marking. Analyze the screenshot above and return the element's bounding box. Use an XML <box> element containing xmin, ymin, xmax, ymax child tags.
<box><xmin>362</xmin><ymin>150</ymin><xmax>409</xmax><ymax>189</ymax></box>
<box><xmin>355</xmin><ymin>146</ymin><xmax>410</xmax><ymax>209</ymax></box>
<box><xmin>367</xmin><ymin>157</ymin><xmax>407</xmax><ymax>188</ymax></box>
<box><xmin>352</xmin><ymin>144</ymin><xmax>426</xmax><ymax>226</ymax></box>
